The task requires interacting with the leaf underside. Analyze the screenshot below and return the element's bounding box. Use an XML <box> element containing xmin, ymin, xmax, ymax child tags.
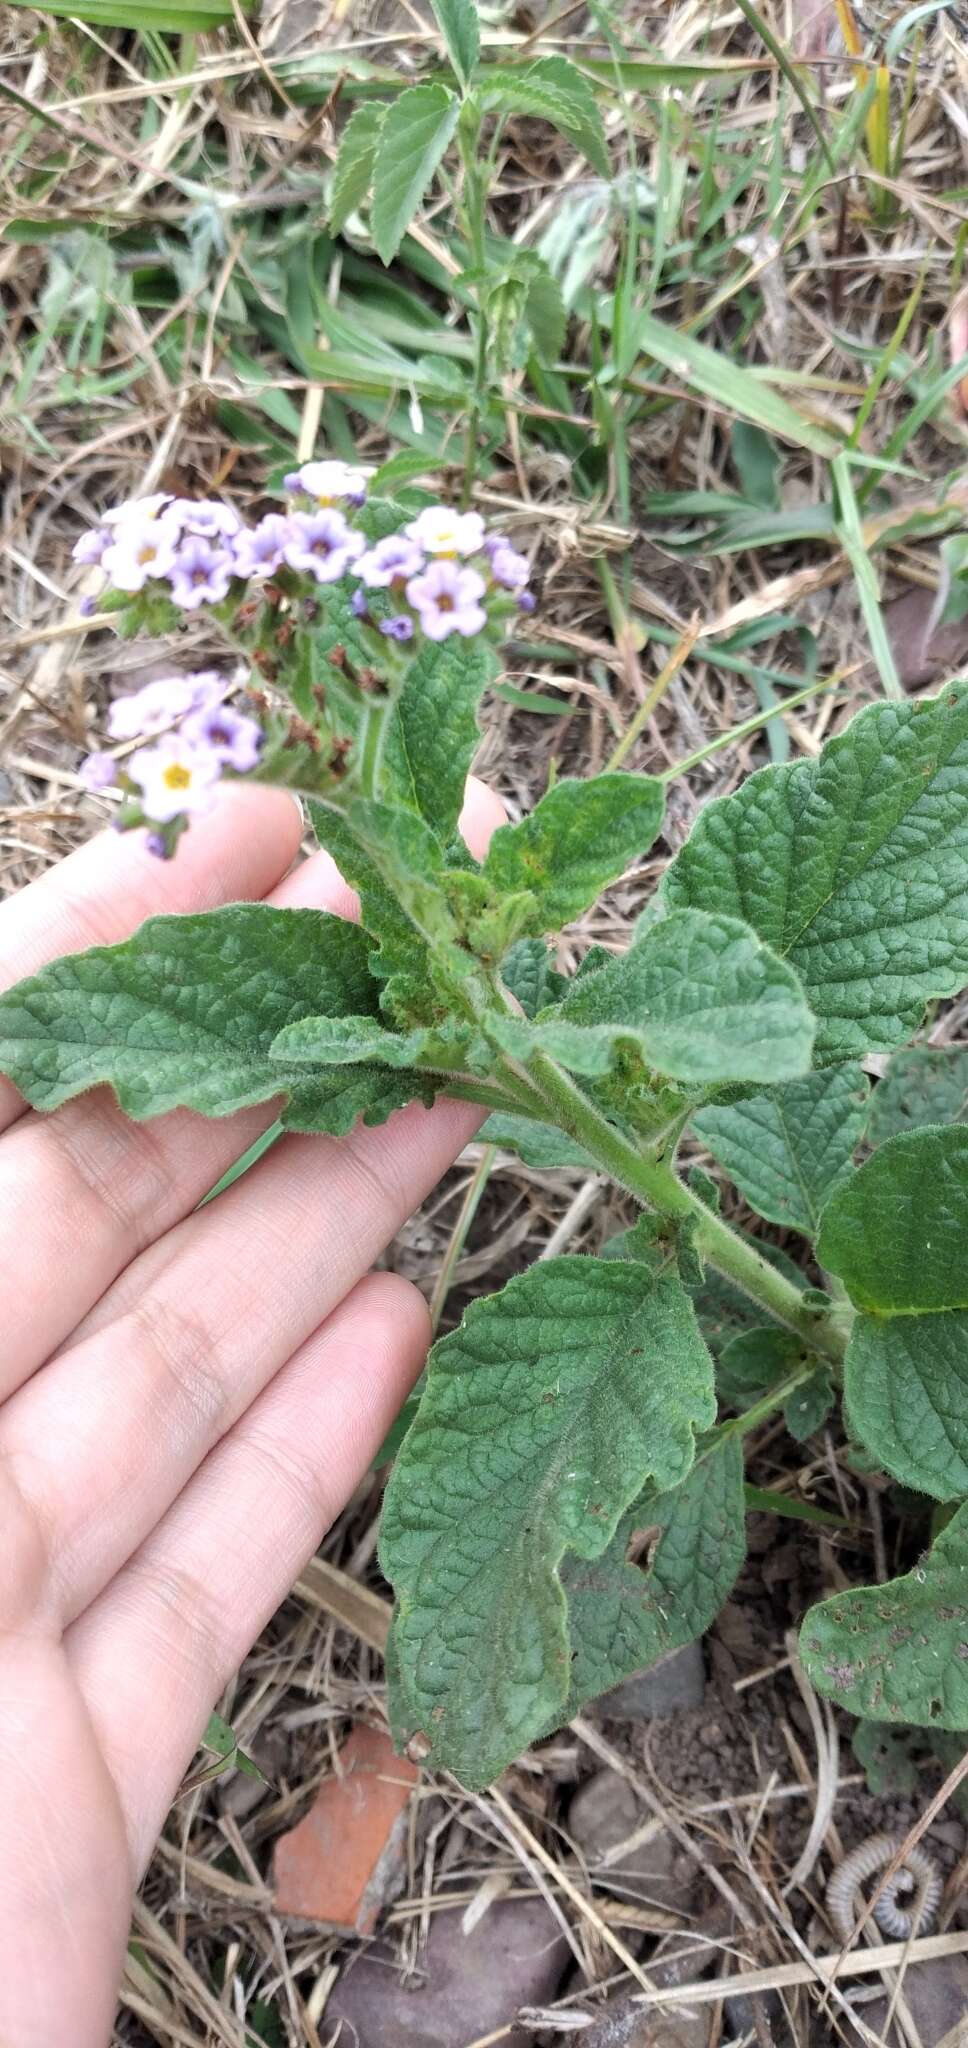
<box><xmin>801</xmin><ymin>1502</ymin><xmax>968</xmax><ymax>1730</ymax></box>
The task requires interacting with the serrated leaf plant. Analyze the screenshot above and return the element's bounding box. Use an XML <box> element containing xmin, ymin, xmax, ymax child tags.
<box><xmin>7</xmin><ymin>461</ymin><xmax>968</xmax><ymax>1789</ymax></box>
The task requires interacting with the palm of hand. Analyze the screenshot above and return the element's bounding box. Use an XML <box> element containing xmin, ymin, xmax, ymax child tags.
<box><xmin>0</xmin><ymin>778</ymin><xmax>501</xmax><ymax>2047</ymax></box>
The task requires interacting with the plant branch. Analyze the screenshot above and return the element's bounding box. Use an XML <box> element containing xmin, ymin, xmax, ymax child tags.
<box><xmin>522</xmin><ymin>1051</ymin><xmax>848</xmax><ymax>1364</ymax></box>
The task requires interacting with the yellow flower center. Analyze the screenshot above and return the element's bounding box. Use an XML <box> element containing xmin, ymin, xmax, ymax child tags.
<box><xmin>138</xmin><ymin>544</ymin><xmax>157</xmax><ymax>565</ymax></box>
<box><xmin>162</xmin><ymin>763</ymin><xmax>192</xmax><ymax>792</ymax></box>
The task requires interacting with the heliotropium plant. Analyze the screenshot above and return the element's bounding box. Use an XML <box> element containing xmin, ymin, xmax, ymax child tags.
<box><xmin>6</xmin><ymin>465</ymin><xmax>968</xmax><ymax>1787</ymax></box>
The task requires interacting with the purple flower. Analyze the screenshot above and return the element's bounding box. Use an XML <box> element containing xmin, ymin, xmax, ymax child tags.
<box><xmin>482</xmin><ymin>530</ymin><xmax>510</xmax><ymax>558</ymax></box>
<box><xmin>145</xmin><ymin>832</ymin><xmax>169</xmax><ymax>859</ymax></box>
<box><xmin>517</xmin><ymin>589</ymin><xmax>537</xmax><ymax>613</ymax></box>
<box><xmin>171</xmin><ymin>498</ymin><xmax>243</xmax><ymax>540</ymax></box>
<box><xmin>356</xmin><ymin>535</ymin><xmax>425</xmax><ymax>588</ymax></box>
<box><xmin>128</xmin><ymin>733</ymin><xmax>222</xmax><ymax>822</ymax></box>
<box><xmin>72</xmin><ymin>528</ymin><xmax>110</xmax><ymax>566</ymax></box>
<box><xmin>107</xmin><ymin>672</ymin><xmax>208</xmax><ymax>741</ymax></box>
<box><xmin>404</xmin><ymin>506</ymin><xmax>485</xmax><ymax>558</ymax></box>
<box><xmin>102</xmin><ymin>512</ymin><xmax>180</xmax><ymax>592</ymax></box>
<box><xmin>290</xmin><ymin>460</ymin><xmax>368</xmax><ymax>506</ymax></box>
<box><xmin>282</xmin><ymin>509</ymin><xmax>364</xmax><ymax>585</ymax></box>
<box><xmin>406</xmin><ymin>560</ymin><xmax>487</xmax><ymax>641</ymax></box>
<box><xmin>181</xmin><ymin>700</ymin><xmax>263</xmax><ymax>771</ymax></box>
<box><xmin>78</xmin><ymin>595</ymin><xmax>96</xmax><ymax>617</ymax></box>
<box><xmin>350</xmin><ymin>587</ymin><xmax>369</xmax><ymax>617</ymax></box>
<box><xmin>232</xmin><ymin>513</ymin><xmax>292</xmax><ymax>578</ymax></box>
<box><xmin>489</xmin><ymin>543</ymin><xmax>530</xmax><ymax>590</ymax></box>
<box><xmin>379</xmin><ymin>614</ymin><xmax>414</xmax><ymax>642</ymax></box>
<box><xmin>166</xmin><ymin>536</ymin><xmax>236</xmax><ymax>610</ymax></box>
<box><xmin>79</xmin><ymin>752</ymin><xmax>117</xmax><ymax>791</ymax></box>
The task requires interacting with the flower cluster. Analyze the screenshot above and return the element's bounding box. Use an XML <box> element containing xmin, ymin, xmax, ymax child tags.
<box><xmin>73</xmin><ymin>464</ymin><xmax>535</xmax><ymax>642</ymax></box>
<box><xmin>81</xmin><ymin>671</ymin><xmax>263</xmax><ymax>856</ymax></box>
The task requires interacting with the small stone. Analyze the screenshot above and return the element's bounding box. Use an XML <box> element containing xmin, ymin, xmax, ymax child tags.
<box><xmin>324</xmin><ymin>1896</ymin><xmax>570</xmax><ymax>2047</ymax></box>
<box><xmin>598</xmin><ymin>1640</ymin><xmax>705</xmax><ymax>1720</ymax></box>
<box><xmin>272</xmin><ymin>1722</ymin><xmax>418</xmax><ymax>1934</ymax></box>
<box><xmin>863</xmin><ymin>1954</ymin><xmax>968</xmax><ymax>2044</ymax></box>
<box><xmin>579</xmin><ymin>1999</ymin><xmax>710</xmax><ymax>2048</ymax></box>
<box><xmin>568</xmin><ymin>1771</ymin><xmax>696</xmax><ymax>1916</ymax></box>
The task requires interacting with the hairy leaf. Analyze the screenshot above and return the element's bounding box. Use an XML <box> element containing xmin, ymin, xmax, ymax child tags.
<box><xmin>538</xmin><ymin>908</ymin><xmax>815</xmax><ymax>1086</ymax></box>
<box><xmin>663</xmin><ymin>688</ymin><xmax>968</xmax><ymax>1060</ymax></box>
<box><xmin>818</xmin><ymin>1126</ymin><xmax>968</xmax><ymax>1314</ymax></box>
<box><xmin>499</xmin><ymin>939</ymin><xmax>568</xmax><ymax>1018</ymax></box>
<box><xmin>381</xmin><ymin>636</ymin><xmax>495</xmax><ymax>844</ymax></box>
<box><xmin>330</xmin><ymin>103</ymin><xmax>386</xmax><ymax>236</ymax></box>
<box><xmin>0</xmin><ymin>906</ymin><xmax>425</xmax><ymax>1135</ymax></box>
<box><xmin>430</xmin><ymin>0</ymin><xmax>480</xmax><ymax>89</ymax></box>
<box><xmin>381</xmin><ymin>1255</ymin><xmax>715</xmax><ymax>1785</ymax></box>
<box><xmin>801</xmin><ymin>1503</ymin><xmax>968</xmax><ymax>1729</ymax></box>
<box><xmin>867</xmin><ymin>1044</ymin><xmax>968</xmax><ymax>1146</ymax></box>
<box><xmin>370</xmin><ymin>84</ymin><xmax>461</xmax><ymax>265</ymax></box>
<box><xmin>481</xmin><ymin>773</ymin><xmax>664</xmax><ymax>934</ymax></box>
<box><xmin>271</xmin><ymin>1010</ymin><xmax>473</xmax><ymax>1073</ymax></box>
<box><xmin>478</xmin><ymin>1112</ymin><xmax>595</xmax><ymax>1169</ymax></box>
<box><xmin>693</xmin><ymin>1066</ymin><xmax>869</xmax><ymax>1236</ymax></box>
<box><xmin>560</xmin><ymin>1439</ymin><xmax>746</xmax><ymax>1712</ymax></box>
<box><xmin>820</xmin><ymin>1129</ymin><xmax>968</xmax><ymax>1498</ymax></box>
<box><xmin>477</xmin><ymin>56</ymin><xmax>610</xmax><ymax>177</ymax></box>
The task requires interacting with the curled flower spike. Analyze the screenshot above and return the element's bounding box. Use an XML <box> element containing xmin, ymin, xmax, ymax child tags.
<box><xmin>404</xmin><ymin>506</ymin><xmax>486</xmax><ymax>558</ymax></box>
<box><xmin>406</xmin><ymin>560</ymin><xmax>487</xmax><ymax>641</ymax></box>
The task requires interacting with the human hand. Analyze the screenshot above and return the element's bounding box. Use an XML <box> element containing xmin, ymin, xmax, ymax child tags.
<box><xmin>0</xmin><ymin>776</ymin><xmax>503</xmax><ymax>2048</ymax></box>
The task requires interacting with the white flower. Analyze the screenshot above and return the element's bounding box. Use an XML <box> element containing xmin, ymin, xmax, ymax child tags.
<box><xmin>403</xmin><ymin>506</ymin><xmax>486</xmax><ymax>557</ymax></box>
<box><xmin>128</xmin><ymin>734</ymin><xmax>222</xmax><ymax>823</ymax></box>
<box><xmin>288</xmin><ymin>460</ymin><xmax>369</xmax><ymax>506</ymax></box>
<box><xmin>102</xmin><ymin>513</ymin><xmax>181</xmax><ymax>592</ymax></box>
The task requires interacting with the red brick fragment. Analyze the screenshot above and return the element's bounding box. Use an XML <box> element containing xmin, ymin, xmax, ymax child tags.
<box><xmin>272</xmin><ymin>1721</ymin><xmax>419</xmax><ymax>1934</ymax></box>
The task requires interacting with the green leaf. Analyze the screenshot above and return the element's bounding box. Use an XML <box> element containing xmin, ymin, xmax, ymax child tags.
<box><xmin>370</xmin><ymin>84</ymin><xmax>461</xmax><ymax>266</ymax></box>
<box><xmin>430</xmin><ymin>0</ymin><xmax>480</xmax><ymax>90</ymax></box>
<box><xmin>662</xmin><ymin>687</ymin><xmax>968</xmax><ymax>1061</ymax></box>
<box><xmin>731</xmin><ymin>421</ymin><xmax>781</xmax><ymax>508</ymax></box>
<box><xmin>693</xmin><ymin>1066</ymin><xmax>869</xmax><ymax>1236</ymax></box>
<box><xmin>784</xmin><ymin>1366</ymin><xmax>835</xmax><ymax>1442</ymax></box>
<box><xmin>381</xmin><ymin>636</ymin><xmax>495</xmax><ymax>844</ymax></box>
<box><xmin>867</xmin><ymin>1044</ymin><xmax>968</xmax><ymax>1146</ymax></box>
<box><xmin>852</xmin><ymin>1720</ymin><xmax>920</xmax><ymax>1798</ymax></box>
<box><xmin>0</xmin><ymin>905</ymin><xmax>420</xmax><ymax>1135</ymax></box>
<box><xmin>330</xmin><ymin>103</ymin><xmax>386</xmax><ymax>236</ymax></box>
<box><xmin>6</xmin><ymin>0</ymin><xmax>242</xmax><ymax>20</ymax></box>
<box><xmin>477</xmin><ymin>57</ymin><xmax>610</xmax><ymax>178</ymax></box>
<box><xmin>818</xmin><ymin>1126</ymin><xmax>968</xmax><ymax>1314</ymax></box>
<box><xmin>819</xmin><ymin>1129</ymin><xmax>968</xmax><ymax>1499</ymax></box>
<box><xmin>381</xmin><ymin>1254</ymin><xmax>716</xmax><ymax>1785</ymax></box>
<box><xmin>522</xmin><ymin>259</ymin><xmax>566</xmax><ymax>363</ymax></box>
<box><xmin>479</xmin><ymin>1111</ymin><xmax>595</xmax><ymax>1170</ymax></box>
<box><xmin>480</xmin><ymin>773</ymin><xmax>664</xmax><ymax>934</ymax></box>
<box><xmin>541</xmin><ymin>909</ymin><xmax>815</xmax><ymax>1087</ymax></box>
<box><xmin>689</xmin><ymin>1239</ymin><xmax>805</xmax><ymax>1360</ymax></box>
<box><xmin>801</xmin><ymin>1501</ymin><xmax>968</xmax><ymax>1730</ymax></box>
<box><xmin>271</xmin><ymin>1010</ymin><xmax>472</xmax><ymax>1073</ymax></box>
<box><xmin>619</xmin><ymin>308</ymin><xmax>840</xmax><ymax>458</ymax></box>
<box><xmin>559</xmin><ymin>1440</ymin><xmax>746</xmax><ymax>1713</ymax></box>
<box><xmin>716</xmin><ymin>1325</ymin><xmax>802</xmax><ymax>1410</ymax></box>
<box><xmin>499</xmin><ymin>939</ymin><xmax>568</xmax><ymax>1018</ymax></box>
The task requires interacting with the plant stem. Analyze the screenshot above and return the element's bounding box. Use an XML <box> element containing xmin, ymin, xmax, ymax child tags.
<box><xmin>358</xmin><ymin>696</ymin><xmax>390</xmax><ymax>799</ymax></box>
<box><xmin>524</xmin><ymin>1051</ymin><xmax>848</xmax><ymax>1364</ymax></box>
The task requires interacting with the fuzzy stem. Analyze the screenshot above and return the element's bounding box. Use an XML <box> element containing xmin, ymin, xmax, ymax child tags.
<box><xmin>523</xmin><ymin>1051</ymin><xmax>848</xmax><ymax>1364</ymax></box>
